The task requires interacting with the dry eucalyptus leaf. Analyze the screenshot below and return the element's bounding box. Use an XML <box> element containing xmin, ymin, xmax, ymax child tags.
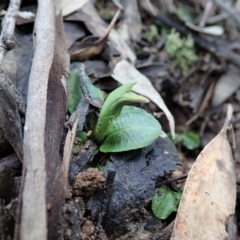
<box><xmin>117</xmin><ymin>0</ymin><xmax>141</xmax><ymax>42</ymax></box>
<box><xmin>171</xmin><ymin>106</ymin><xmax>236</xmax><ymax>240</ymax></box>
<box><xmin>112</xmin><ymin>59</ymin><xmax>175</xmax><ymax>138</ymax></box>
<box><xmin>81</xmin><ymin>1</ymin><xmax>136</xmax><ymax>64</ymax></box>
<box><xmin>56</xmin><ymin>0</ymin><xmax>89</xmax><ymax>17</ymax></box>
<box><xmin>212</xmin><ymin>64</ymin><xmax>240</xmax><ymax>107</ymax></box>
<box><xmin>69</xmin><ymin>10</ymin><xmax>120</xmax><ymax>62</ymax></box>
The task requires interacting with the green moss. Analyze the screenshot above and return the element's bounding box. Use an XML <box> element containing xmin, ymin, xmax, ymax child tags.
<box><xmin>145</xmin><ymin>24</ymin><xmax>159</xmax><ymax>43</ymax></box>
<box><xmin>164</xmin><ymin>30</ymin><xmax>198</xmax><ymax>75</ymax></box>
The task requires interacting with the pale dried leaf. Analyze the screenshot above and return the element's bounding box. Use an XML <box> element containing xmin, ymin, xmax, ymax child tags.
<box><xmin>158</xmin><ymin>0</ymin><xmax>176</xmax><ymax>13</ymax></box>
<box><xmin>212</xmin><ymin>64</ymin><xmax>240</xmax><ymax>107</ymax></box>
<box><xmin>18</xmin><ymin>11</ymin><xmax>35</xmax><ymax>19</ymax></box>
<box><xmin>112</xmin><ymin>59</ymin><xmax>175</xmax><ymax>138</ymax></box>
<box><xmin>117</xmin><ymin>0</ymin><xmax>142</xmax><ymax>42</ymax></box>
<box><xmin>56</xmin><ymin>0</ymin><xmax>89</xmax><ymax>17</ymax></box>
<box><xmin>171</xmin><ymin>106</ymin><xmax>236</xmax><ymax>240</ymax></box>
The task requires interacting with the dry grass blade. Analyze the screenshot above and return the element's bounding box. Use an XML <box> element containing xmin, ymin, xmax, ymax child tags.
<box><xmin>171</xmin><ymin>105</ymin><xmax>236</xmax><ymax>240</ymax></box>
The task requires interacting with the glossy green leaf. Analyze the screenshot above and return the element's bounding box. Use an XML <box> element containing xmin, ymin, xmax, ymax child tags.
<box><xmin>152</xmin><ymin>185</ymin><xmax>182</xmax><ymax>220</ymax></box>
<box><xmin>100</xmin><ymin>106</ymin><xmax>161</xmax><ymax>152</ymax></box>
<box><xmin>181</xmin><ymin>132</ymin><xmax>200</xmax><ymax>150</ymax></box>
<box><xmin>99</xmin><ymin>82</ymin><xmax>149</xmax><ymax>120</ymax></box>
<box><xmin>67</xmin><ymin>69</ymin><xmax>104</xmax><ymax>114</ymax></box>
<box><xmin>94</xmin><ymin>115</ymin><xmax>115</xmax><ymax>143</ymax></box>
<box><xmin>94</xmin><ymin>82</ymin><xmax>149</xmax><ymax>143</ymax></box>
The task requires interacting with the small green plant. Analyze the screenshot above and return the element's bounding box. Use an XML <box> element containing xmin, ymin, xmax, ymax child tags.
<box><xmin>152</xmin><ymin>185</ymin><xmax>182</xmax><ymax>220</ymax></box>
<box><xmin>144</xmin><ymin>24</ymin><xmax>159</xmax><ymax>43</ymax></box>
<box><xmin>176</xmin><ymin>7</ymin><xmax>194</xmax><ymax>22</ymax></box>
<box><xmin>169</xmin><ymin>130</ymin><xmax>200</xmax><ymax>150</ymax></box>
<box><xmin>94</xmin><ymin>82</ymin><xmax>161</xmax><ymax>152</ymax></box>
<box><xmin>164</xmin><ymin>30</ymin><xmax>198</xmax><ymax>75</ymax></box>
<box><xmin>67</xmin><ymin>70</ymin><xmax>161</xmax><ymax>153</ymax></box>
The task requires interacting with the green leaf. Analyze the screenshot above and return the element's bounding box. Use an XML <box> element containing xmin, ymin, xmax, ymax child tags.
<box><xmin>67</xmin><ymin>69</ymin><xmax>104</xmax><ymax>114</ymax></box>
<box><xmin>152</xmin><ymin>185</ymin><xmax>182</xmax><ymax>220</ymax></box>
<box><xmin>161</xmin><ymin>26</ymin><xmax>170</xmax><ymax>35</ymax></box>
<box><xmin>76</xmin><ymin>131</ymin><xmax>87</xmax><ymax>145</ymax></box>
<box><xmin>67</xmin><ymin>69</ymin><xmax>82</xmax><ymax>114</ymax></box>
<box><xmin>100</xmin><ymin>106</ymin><xmax>161</xmax><ymax>152</ymax></box>
<box><xmin>99</xmin><ymin>82</ymin><xmax>149</xmax><ymax>120</ymax></box>
<box><xmin>169</xmin><ymin>131</ymin><xmax>200</xmax><ymax>150</ymax></box>
<box><xmin>96</xmin><ymin>164</ymin><xmax>105</xmax><ymax>172</ymax></box>
<box><xmin>94</xmin><ymin>82</ymin><xmax>149</xmax><ymax>143</ymax></box>
<box><xmin>181</xmin><ymin>132</ymin><xmax>200</xmax><ymax>150</ymax></box>
<box><xmin>85</xmin><ymin>75</ymin><xmax>104</xmax><ymax>101</ymax></box>
<box><xmin>144</xmin><ymin>24</ymin><xmax>159</xmax><ymax>43</ymax></box>
<box><xmin>176</xmin><ymin>7</ymin><xmax>194</xmax><ymax>22</ymax></box>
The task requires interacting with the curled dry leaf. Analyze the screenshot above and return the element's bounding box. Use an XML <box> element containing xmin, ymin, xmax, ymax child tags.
<box><xmin>112</xmin><ymin>59</ymin><xmax>175</xmax><ymax>138</ymax></box>
<box><xmin>212</xmin><ymin>64</ymin><xmax>240</xmax><ymax>107</ymax></box>
<box><xmin>81</xmin><ymin>1</ymin><xmax>136</xmax><ymax>64</ymax></box>
<box><xmin>171</xmin><ymin>105</ymin><xmax>236</xmax><ymax>240</ymax></box>
<box><xmin>69</xmin><ymin>10</ymin><xmax>120</xmax><ymax>62</ymax></box>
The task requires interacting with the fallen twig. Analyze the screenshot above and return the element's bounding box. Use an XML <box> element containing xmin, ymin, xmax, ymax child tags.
<box><xmin>15</xmin><ymin>0</ymin><xmax>55</xmax><ymax>239</ymax></box>
<box><xmin>212</xmin><ymin>0</ymin><xmax>240</xmax><ymax>30</ymax></box>
<box><xmin>0</xmin><ymin>0</ymin><xmax>25</xmax><ymax>161</ymax></box>
<box><xmin>0</xmin><ymin>0</ymin><xmax>21</xmax><ymax>65</ymax></box>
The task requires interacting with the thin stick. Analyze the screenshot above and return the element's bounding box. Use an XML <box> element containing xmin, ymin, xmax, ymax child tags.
<box><xmin>212</xmin><ymin>0</ymin><xmax>240</xmax><ymax>30</ymax></box>
<box><xmin>0</xmin><ymin>0</ymin><xmax>21</xmax><ymax>65</ymax></box>
<box><xmin>61</xmin><ymin>119</ymin><xmax>78</xmax><ymax>195</ymax></box>
<box><xmin>18</xmin><ymin>0</ymin><xmax>55</xmax><ymax>239</ymax></box>
<box><xmin>199</xmin><ymin>0</ymin><xmax>213</xmax><ymax>27</ymax></box>
<box><xmin>155</xmin><ymin>173</ymin><xmax>188</xmax><ymax>187</ymax></box>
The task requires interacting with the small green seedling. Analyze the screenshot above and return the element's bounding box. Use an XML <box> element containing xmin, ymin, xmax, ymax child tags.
<box><xmin>164</xmin><ymin>30</ymin><xmax>198</xmax><ymax>75</ymax></box>
<box><xmin>152</xmin><ymin>185</ymin><xmax>182</xmax><ymax>220</ymax></box>
<box><xmin>144</xmin><ymin>24</ymin><xmax>159</xmax><ymax>43</ymax></box>
<box><xmin>169</xmin><ymin>130</ymin><xmax>200</xmax><ymax>150</ymax></box>
<box><xmin>94</xmin><ymin>82</ymin><xmax>161</xmax><ymax>152</ymax></box>
<box><xmin>176</xmin><ymin>7</ymin><xmax>194</xmax><ymax>22</ymax></box>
